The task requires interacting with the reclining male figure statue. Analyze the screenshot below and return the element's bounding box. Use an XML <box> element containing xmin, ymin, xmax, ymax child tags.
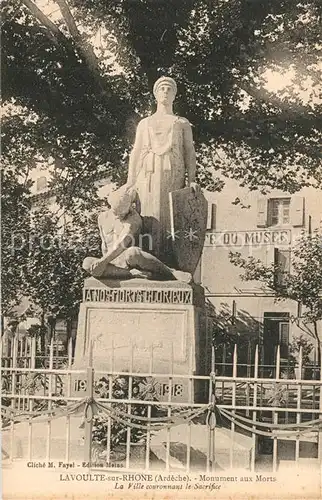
<box><xmin>82</xmin><ymin>184</ymin><xmax>192</xmax><ymax>283</ymax></box>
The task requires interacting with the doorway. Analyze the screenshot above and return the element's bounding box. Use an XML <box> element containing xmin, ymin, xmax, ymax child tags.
<box><xmin>263</xmin><ymin>312</ymin><xmax>290</xmax><ymax>374</ymax></box>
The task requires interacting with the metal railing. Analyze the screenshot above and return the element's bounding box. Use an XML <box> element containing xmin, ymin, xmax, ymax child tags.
<box><xmin>1</xmin><ymin>337</ymin><xmax>322</xmax><ymax>472</ymax></box>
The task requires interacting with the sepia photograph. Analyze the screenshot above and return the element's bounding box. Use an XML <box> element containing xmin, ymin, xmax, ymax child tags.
<box><xmin>1</xmin><ymin>0</ymin><xmax>322</xmax><ymax>499</ymax></box>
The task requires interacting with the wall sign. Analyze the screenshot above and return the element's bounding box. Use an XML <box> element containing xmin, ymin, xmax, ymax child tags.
<box><xmin>205</xmin><ymin>229</ymin><xmax>291</xmax><ymax>247</ymax></box>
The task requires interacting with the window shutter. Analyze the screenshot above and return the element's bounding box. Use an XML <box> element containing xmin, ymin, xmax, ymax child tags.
<box><xmin>257</xmin><ymin>198</ymin><xmax>267</xmax><ymax>227</ymax></box>
<box><xmin>274</xmin><ymin>249</ymin><xmax>291</xmax><ymax>287</ymax></box>
<box><xmin>279</xmin><ymin>323</ymin><xmax>289</xmax><ymax>345</ymax></box>
<box><xmin>207</xmin><ymin>203</ymin><xmax>217</xmax><ymax>230</ymax></box>
<box><xmin>279</xmin><ymin>322</ymin><xmax>289</xmax><ymax>358</ymax></box>
<box><xmin>290</xmin><ymin>196</ymin><xmax>305</xmax><ymax>227</ymax></box>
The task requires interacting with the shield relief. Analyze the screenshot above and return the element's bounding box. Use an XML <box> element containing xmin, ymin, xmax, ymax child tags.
<box><xmin>169</xmin><ymin>187</ymin><xmax>208</xmax><ymax>274</ymax></box>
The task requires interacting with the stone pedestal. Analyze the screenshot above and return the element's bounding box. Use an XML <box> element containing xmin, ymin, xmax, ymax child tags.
<box><xmin>73</xmin><ymin>277</ymin><xmax>211</xmax><ymax>403</ymax></box>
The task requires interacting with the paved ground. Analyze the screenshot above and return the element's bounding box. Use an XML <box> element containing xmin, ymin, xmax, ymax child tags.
<box><xmin>2</xmin><ymin>416</ymin><xmax>319</xmax><ymax>474</ymax></box>
<box><xmin>2</xmin><ymin>415</ymin><xmax>85</xmax><ymax>461</ymax></box>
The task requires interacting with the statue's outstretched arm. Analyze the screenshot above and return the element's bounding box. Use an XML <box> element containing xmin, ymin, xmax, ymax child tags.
<box><xmin>127</xmin><ymin>119</ymin><xmax>144</xmax><ymax>185</ymax></box>
<box><xmin>182</xmin><ymin>120</ymin><xmax>196</xmax><ymax>184</ymax></box>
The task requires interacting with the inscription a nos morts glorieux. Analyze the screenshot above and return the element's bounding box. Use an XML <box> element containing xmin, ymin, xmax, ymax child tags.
<box><xmin>83</xmin><ymin>288</ymin><xmax>193</xmax><ymax>305</ymax></box>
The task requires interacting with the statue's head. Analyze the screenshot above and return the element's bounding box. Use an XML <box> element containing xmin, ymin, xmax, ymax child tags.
<box><xmin>109</xmin><ymin>184</ymin><xmax>140</xmax><ymax>218</ymax></box>
<box><xmin>153</xmin><ymin>76</ymin><xmax>177</xmax><ymax>106</ymax></box>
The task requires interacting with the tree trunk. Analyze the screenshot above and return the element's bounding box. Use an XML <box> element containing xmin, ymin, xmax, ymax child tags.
<box><xmin>1</xmin><ymin>315</ymin><xmax>4</xmax><ymax>337</ymax></box>
<box><xmin>40</xmin><ymin>311</ymin><xmax>46</xmax><ymax>355</ymax></box>
<box><xmin>48</xmin><ymin>316</ymin><xmax>56</xmax><ymax>341</ymax></box>
<box><xmin>55</xmin><ymin>0</ymin><xmax>102</xmax><ymax>81</ymax></box>
<box><xmin>21</xmin><ymin>0</ymin><xmax>62</xmax><ymax>37</ymax></box>
<box><xmin>313</xmin><ymin>320</ymin><xmax>321</xmax><ymax>375</ymax></box>
<box><xmin>65</xmin><ymin>317</ymin><xmax>72</xmax><ymax>355</ymax></box>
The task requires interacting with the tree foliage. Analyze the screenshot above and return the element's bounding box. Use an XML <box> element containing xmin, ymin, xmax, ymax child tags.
<box><xmin>21</xmin><ymin>202</ymin><xmax>101</xmax><ymax>320</ymax></box>
<box><xmin>2</xmin><ymin>0</ymin><xmax>322</xmax><ymax>203</ymax></box>
<box><xmin>1</xmin><ymin>176</ymin><xmax>102</xmax><ymax>330</ymax></box>
<box><xmin>1</xmin><ymin>169</ymin><xmax>32</xmax><ymax>317</ymax></box>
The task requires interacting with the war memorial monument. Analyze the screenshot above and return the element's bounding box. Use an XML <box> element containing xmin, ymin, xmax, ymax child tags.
<box><xmin>73</xmin><ymin>77</ymin><xmax>211</xmax><ymax>402</ymax></box>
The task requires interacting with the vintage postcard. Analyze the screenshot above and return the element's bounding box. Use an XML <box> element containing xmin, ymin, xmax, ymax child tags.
<box><xmin>1</xmin><ymin>0</ymin><xmax>321</xmax><ymax>499</ymax></box>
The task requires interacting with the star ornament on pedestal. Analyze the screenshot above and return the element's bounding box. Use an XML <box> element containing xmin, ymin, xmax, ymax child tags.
<box><xmin>184</xmin><ymin>228</ymin><xmax>199</xmax><ymax>242</ymax></box>
<box><xmin>166</xmin><ymin>230</ymin><xmax>181</xmax><ymax>241</ymax></box>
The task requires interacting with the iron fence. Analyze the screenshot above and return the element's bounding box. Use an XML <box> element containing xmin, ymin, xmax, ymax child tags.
<box><xmin>1</xmin><ymin>336</ymin><xmax>322</xmax><ymax>473</ymax></box>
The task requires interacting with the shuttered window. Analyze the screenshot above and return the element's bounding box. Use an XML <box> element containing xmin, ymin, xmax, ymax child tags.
<box><xmin>274</xmin><ymin>248</ymin><xmax>291</xmax><ymax>288</ymax></box>
<box><xmin>268</xmin><ymin>198</ymin><xmax>290</xmax><ymax>226</ymax></box>
<box><xmin>257</xmin><ymin>196</ymin><xmax>305</xmax><ymax>228</ymax></box>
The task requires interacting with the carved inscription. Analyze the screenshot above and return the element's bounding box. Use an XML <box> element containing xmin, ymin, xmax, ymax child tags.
<box><xmin>83</xmin><ymin>288</ymin><xmax>192</xmax><ymax>304</ymax></box>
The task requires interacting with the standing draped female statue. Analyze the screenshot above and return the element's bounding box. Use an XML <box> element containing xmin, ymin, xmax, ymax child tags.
<box><xmin>127</xmin><ymin>76</ymin><xmax>198</xmax><ymax>265</ymax></box>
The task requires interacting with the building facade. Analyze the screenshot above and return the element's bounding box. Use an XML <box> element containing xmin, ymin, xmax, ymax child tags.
<box><xmin>202</xmin><ymin>179</ymin><xmax>322</xmax><ymax>368</ymax></box>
